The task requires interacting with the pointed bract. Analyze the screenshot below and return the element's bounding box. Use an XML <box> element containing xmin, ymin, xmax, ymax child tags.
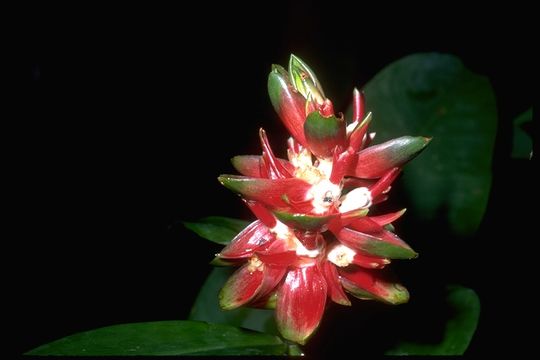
<box><xmin>351</xmin><ymin>88</ymin><xmax>365</xmax><ymax>124</ymax></box>
<box><xmin>369</xmin><ymin>167</ymin><xmax>401</xmax><ymax>198</ymax></box>
<box><xmin>340</xmin><ymin>267</ymin><xmax>410</xmax><ymax>305</ymax></box>
<box><xmin>294</xmin><ymin>231</ymin><xmax>323</xmax><ymax>251</ymax></box>
<box><xmin>219</xmin><ymin>220</ymin><xmax>274</xmax><ymax>259</ymax></box>
<box><xmin>289</xmin><ymin>54</ymin><xmax>325</xmax><ymax>104</ymax></box>
<box><xmin>330</xmin><ymin>147</ymin><xmax>356</xmax><ymax>184</ymax></box>
<box><xmin>335</xmin><ymin>227</ymin><xmax>417</xmax><ymax>259</ymax></box>
<box><xmin>352</xmin><ymin>253</ymin><xmax>390</xmax><ymax>269</ymax></box>
<box><xmin>304</xmin><ymin>111</ymin><xmax>347</xmax><ymax>158</ymax></box>
<box><xmin>321</xmin><ymin>260</ymin><xmax>351</xmax><ymax>306</ymax></box>
<box><xmin>273</xmin><ymin>210</ymin><xmax>337</xmax><ymax>231</ymax></box>
<box><xmin>342</xmin><ymin>177</ymin><xmax>376</xmax><ymax>190</ymax></box>
<box><xmin>369</xmin><ymin>209</ymin><xmax>407</xmax><ymax>226</ymax></box>
<box><xmin>268</xmin><ymin>65</ymin><xmax>308</xmax><ymax>146</ymax></box>
<box><xmin>219</xmin><ymin>263</ymin><xmax>265</xmax><ymax>310</ymax></box>
<box><xmin>218</xmin><ymin>175</ymin><xmax>312</xmax><ymax>210</ymax></box>
<box><xmin>256</xmin><ymin>251</ymin><xmax>298</xmax><ymax>267</ymax></box>
<box><xmin>276</xmin><ymin>266</ymin><xmax>327</xmax><ymax>344</ymax></box>
<box><xmin>231</xmin><ymin>155</ymin><xmax>263</xmax><ymax>177</ymax></box>
<box><xmin>259</xmin><ymin>128</ymin><xmax>293</xmax><ymax>179</ymax></box>
<box><xmin>336</xmin><ymin>208</ymin><xmax>370</xmax><ymax>228</ymax></box>
<box><xmin>250</xmin><ymin>291</ymin><xmax>278</xmax><ymax>310</ymax></box>
<box><xmin>348</xmin><ymin>217</ymin><xmax>384</xmax><ymax>233</ymax></box>
<box><xmin>244</xmin><ymin>200</ymin><xmax>277</xmax><ymax>228</ymax></box>
<box><xmin>348</xmin><ymin>112</ymin><xmax>372</xmax><ymax>151</ymax></box>
<box><xmin>349</xmin><ymin>136</ymin><xmax>431</xmax><ymax>178</ymax></box>
<box><xmin>253</xmin><ymin>265</ymin><xmax>288</xmax><ymax>303</ymax></box>
<box><xmin>232</xmin><ymin>155</ymin><xmax>294</xmax><ymax>178</ymax></box>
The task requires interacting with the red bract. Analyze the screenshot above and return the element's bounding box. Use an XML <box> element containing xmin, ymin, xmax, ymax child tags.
<box><xmin>215</xmin><ymin>54</ymin><xmax>430</xmax><ymax>344</ymax></box>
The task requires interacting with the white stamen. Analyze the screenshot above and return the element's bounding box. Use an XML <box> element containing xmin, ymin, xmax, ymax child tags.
<box><xmin>317</xmin><ymin>158</ymin><xmax>334</xmax><ymax>178</ymax></box>
<box><xmin>327</xmin><ymin>244</ymin><xmax>356</xmax><ymax>267</ymax></box>
<box><xmin>294</xmin><ymin>239</ymin><xmax>320</xmax><ymax>258</ymax></box>
<box><xmin>271</xmin><ymin>220</ymin><xmax>321</xmax><ymax>257</ymax></box>
<box><xmin>270</xmin><ymin>220</ymin><xmax>291</xmax><ymax>240</ymax></box>
<box><xmin>247</xmin><ymin>256</ymin><xmax>263</xmax><ymax>272</ymax></box>
<box><xmin>339</xmin><ymin>187</ymin><xmax>372</xmax><ymax>213</ymax></box>
<box><xmin>308</xmin><ymin>179</ymin><xmax>342</xmax><ymax>214</ymax></box>
<box><xmin>290</xmin><ymin>147</ymin><xmax>313</xmax><ymax>169</ymax></box>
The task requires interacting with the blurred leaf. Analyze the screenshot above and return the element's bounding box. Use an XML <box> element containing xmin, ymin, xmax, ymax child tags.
<box><xmin>26</xmin><ymin>320</ymin><xmax>287</xmax><ymax>356</ymax></box>
<box><xmin>512</xmin><ymin>108</ymin><xmax>533</xmax><ymax>159</ymax></box>
<box><xmin>183</xmin><ymin>216</ymin><xmax>250</xmax><ymax>244</ymax></box>
<box><xmin>185</xmin><ymin>217</ymin><xmax>276</xmax><ymax>334</ymax></box>
<box><xmin>362</xmin><ymin>53</ymin><xmax>497</xmax><ymax>235</ymax></box>
<box><xmin>386</xmin><ymin>285</ymin><xmax>480</xmax><ymax>355</ymax></box>
<box><xmin>287</xmin><ymin>343</ymin><xmax>305</xmax><ymax>356</ymax></box>
<box><xmin>189</xmin><ymin>267</ymin><xmax>278</xmax><ymax>335</ymax></box>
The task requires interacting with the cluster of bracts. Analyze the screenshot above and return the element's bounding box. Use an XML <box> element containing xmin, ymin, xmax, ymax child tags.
<box><xmin>215</xmin><ymin>55</ymin><xmax>430</xmax><ymax>344</ymax></box>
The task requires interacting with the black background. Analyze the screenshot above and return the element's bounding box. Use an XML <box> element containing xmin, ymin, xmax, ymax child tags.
<box><xmin>18</xmin><ymin>2</ymin><xmax>533</xmax><ymax>357</ymax></box>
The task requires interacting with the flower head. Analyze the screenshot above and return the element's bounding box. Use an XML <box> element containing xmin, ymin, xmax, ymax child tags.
<box><xmin>216</xmin><ymin>54</ymin><xmax>430</xmax><ymax>344</ymax></box>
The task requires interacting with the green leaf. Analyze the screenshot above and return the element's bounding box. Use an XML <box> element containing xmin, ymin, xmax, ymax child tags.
<box><xmin>363</xmin><ymin>53</ymin><xmax>497</xmax><ymax>235</ymax></box>
<box><xmin>189</xmin><ymin>267</ymin><xmax>278</xmax><ymax>335</ymax></box>
<box><xmin>386</xmin><ymin>285</ymin><xmax>480</xmax><ymax>355</ymax></box>
<box><xmin>26</xmin><ymin>320</ymin><xmax>287</xmax><ymax>356</ymax></box>
<box><xmin>183</xmin><ymin>216</ymin><xmax>250</xmax><ymax>245</ymax></box>
<box><xmin>512</xmin><ymin>108</ymin><xmax>533</xmax><ymax>159</ymax></box>
<box><xmin>287</xmin><ymin>343</ymin><xmax>305</xmax><ymax>356</ymax></box>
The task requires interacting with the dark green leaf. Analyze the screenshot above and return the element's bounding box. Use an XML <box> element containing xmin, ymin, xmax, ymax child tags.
<box><xmin>363</xmin><ymin>53</ymin><xmax>497</xmax><ymax>235</ymax></box>
<box><xmin>386</xmin><ymin>285</ymin><xmax>480</xmax><ymax>355</ymax></box>
<box><xmin>26</xmin><ymin>320</ymin><xmax>287</xmax><ymax>356</ymax></box>
<box><xmin>183</xmin><ymin>216</ymin><xmax>250</xmax><ymax>245</ymax></box>
<box><xmin>189</xmin><ymin>267</ymin><xmax>278</xmax><ymax>335</ymax></box>
<box><xmin>512</xmin><ymin>108</ymin><xmax>533</xmax><ymax>159</ymax></box>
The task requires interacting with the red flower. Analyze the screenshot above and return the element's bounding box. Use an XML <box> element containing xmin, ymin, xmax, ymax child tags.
<box><xmin>216</xmin><ymin>54</ymin><xmax>430</xmax><ymax>344</ymax></box>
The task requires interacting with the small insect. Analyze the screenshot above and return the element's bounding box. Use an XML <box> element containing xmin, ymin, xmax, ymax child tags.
<box><xmin>323</xmin><ymin>190</ymin><xmax>334</xmax><ymax>203</ymax></box>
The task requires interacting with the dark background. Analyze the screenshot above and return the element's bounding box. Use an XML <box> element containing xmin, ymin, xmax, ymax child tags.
<box><xmin>18</xmin><ymin>2</ymin><xmax>532</xmax><ymax>356</ymax></box>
